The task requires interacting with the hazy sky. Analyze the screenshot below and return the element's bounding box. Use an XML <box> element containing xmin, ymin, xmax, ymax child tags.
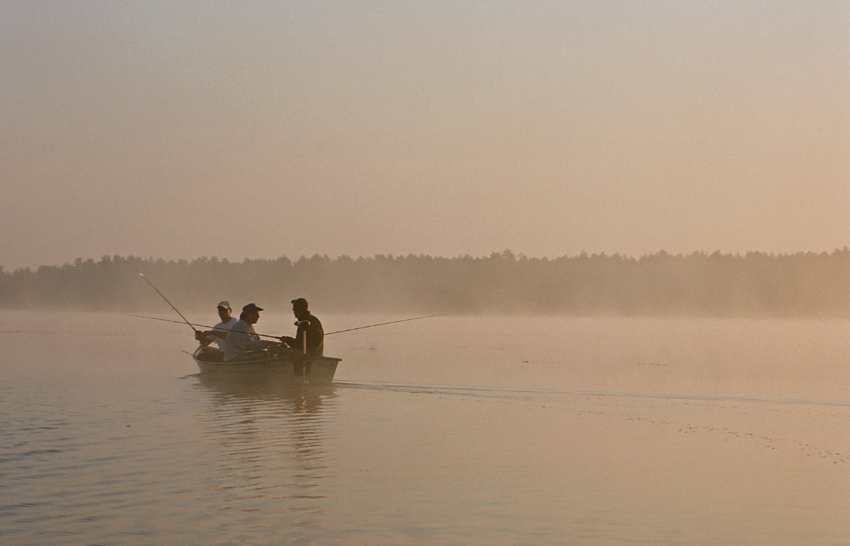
<box><xmin>2</xmin><ymin>1</ymin><xmax>848</xmax><ymax>270</ymax></box>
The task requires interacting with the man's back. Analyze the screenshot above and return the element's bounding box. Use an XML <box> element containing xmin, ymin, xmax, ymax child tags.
<box><xmin>298</xmin><ymin>313</ymin><xmax>323</xmax><ymax>356</ymax></box>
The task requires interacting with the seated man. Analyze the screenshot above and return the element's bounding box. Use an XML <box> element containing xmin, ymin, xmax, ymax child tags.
<box><xmin>280</xmin><ymin>297</ymin><xmax>324</xmax><ymax>356</ymax></box>
<box><xmin>223</xmin><ymin>303</ymin><xmax>281</xmax><ymax>362</ymax></box>
<box><xmin>195</xmin><ymin>301</ymin><xmax>237</xmax><ymax>350</ymax></box>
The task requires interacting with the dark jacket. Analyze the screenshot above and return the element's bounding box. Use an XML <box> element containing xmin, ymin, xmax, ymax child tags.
<box><xmin>286</xmin><ymin>313</ymin><xmax>324</xmax><ymax>356</ymax></box>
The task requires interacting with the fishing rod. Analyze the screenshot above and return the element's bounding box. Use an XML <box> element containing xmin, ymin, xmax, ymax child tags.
<box><xmin>131</xmin><ymin>267</ymin><xmax>199</xmax><ymax>334</ymax></box>
<box><xmin>324</xmin><ymin>314</ymin><xmax>447</xmax><ymax>335</ymax></box>
<box><xmin>122</xmin><ymin>313</ymin><xmax>211</xmax><ymax>330</ymax></box>
<box><xmin>122</xmin><ymin>313</ymin><xmax>282</xmax><ymax>340</ymax></box>
<box><xmin>124</xmin><ymin>312</ymin><xmax>447</xmax><ymax>338</ymax></box>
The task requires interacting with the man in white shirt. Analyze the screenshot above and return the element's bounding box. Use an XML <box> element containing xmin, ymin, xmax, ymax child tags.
<box><xmin>195</xmin><ymin>301</ymin><xmax>238</xmax><ymax>351</ymax></box>
<box><xmin>223</xmin><ymin>303</ymin><xmax>282</xmax><ymax>362</ymax></box>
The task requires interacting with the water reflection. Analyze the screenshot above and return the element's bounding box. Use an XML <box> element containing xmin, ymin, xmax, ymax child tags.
<box><xmin>192</xmin><ymin>376</ymin><xmax>338</xmax><ymax>532</ymax></box>
<box><xmin>196</xmin><ymin>374</ymin><xmax>337</xmax><ymax>410</ymax></box>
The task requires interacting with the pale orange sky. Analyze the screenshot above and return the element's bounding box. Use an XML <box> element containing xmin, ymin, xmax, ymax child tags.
<box><xmin>1</xmin><ymin>1</ymin><xmax>848</xmax><ymax>270</ymax></box>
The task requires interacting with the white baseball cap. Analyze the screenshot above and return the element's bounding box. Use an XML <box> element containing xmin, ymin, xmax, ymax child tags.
<box><xmin>217</xmin><ymin>301</ymin><xmax>231</xmax><ymax>310</ymax></box>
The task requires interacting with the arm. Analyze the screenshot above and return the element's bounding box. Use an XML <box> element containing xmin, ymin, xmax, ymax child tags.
<box><xmin>197</xmin><ymin>329</ymin><xmax>227</xmax><ymax>344</ymax></box>
<box><xmin>227</xmin><ymin>322</ymin><xmax>281</xmax><ymax>352</ymax></box>
<box><xmin>195</xmin><ymin>330</ymin><xmax>216</xmax><ymax>347</ymax></box>
<box><xmin>229</xmin><ymin>330</ymin><xmax>271</xmax><ymax>352</ymax></box>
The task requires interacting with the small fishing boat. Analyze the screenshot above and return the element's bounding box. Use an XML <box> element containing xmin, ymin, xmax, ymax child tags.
<box><xmin>131</xmin><ymin>267</ymin><xmax>429</xmax><ymax>386</ymax></box>
<box><xmin>192</xmin><ymin>346</ymin><xmax>341</xmax><ymax>384</ymax></box>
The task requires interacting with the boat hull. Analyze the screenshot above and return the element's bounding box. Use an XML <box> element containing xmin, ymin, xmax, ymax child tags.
<box><xmin>193</xmin><ymin>347</ymin><xmax>340</xmax><ymax>384</ymax></box>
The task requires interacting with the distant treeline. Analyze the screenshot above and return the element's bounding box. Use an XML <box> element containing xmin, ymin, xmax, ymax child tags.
<box><xmin>1</xmin><ymin>249</ymin><xmax>848</xmax><ymax>317</ymax></box>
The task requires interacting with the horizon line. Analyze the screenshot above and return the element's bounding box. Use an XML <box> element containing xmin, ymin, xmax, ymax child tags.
<box><xmin>4</xmin><ymin>246</ymin><xmax>849</xmax><ymax>272</ymax></box>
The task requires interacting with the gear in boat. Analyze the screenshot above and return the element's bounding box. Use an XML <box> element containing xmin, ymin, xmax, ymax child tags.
<box><xmin>195</xmin><ymin>346</ymin><xmax>226</xmax><ymax>363</ymax></box>
<box><xmin>193</xmin><ymin>345</ymin><xmax>325</xmax><ymax>364</ymax></box>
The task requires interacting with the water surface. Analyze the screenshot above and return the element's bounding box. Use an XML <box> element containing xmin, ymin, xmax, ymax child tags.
<box><xmin>1</xmin><ymin>312</ymin><xmax>847</xmax><ymax>545</ymax></box>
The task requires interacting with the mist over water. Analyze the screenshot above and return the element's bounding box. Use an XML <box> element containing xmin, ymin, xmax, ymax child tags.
<box><xmin>1</xmin><ymin>311</ymin><xmax>847</xmax><ymax>545</ymax></box>
<box><xmin>2</xmin><ymin>251</ymin><xmax>848</xmax><ymax>317</ymax></box>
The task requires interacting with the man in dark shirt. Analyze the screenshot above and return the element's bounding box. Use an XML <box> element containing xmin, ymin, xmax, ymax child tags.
<box><xmin>280</xmin><ymin>297</ymin><xmax>324</xmax><ymax>356</ymax></box>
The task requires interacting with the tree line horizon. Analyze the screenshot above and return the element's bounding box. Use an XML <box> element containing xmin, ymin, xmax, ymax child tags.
<box><xmin>1</xmin><ymin>249</ymin><xmax>847</xmax><ymax>317</ymax></box>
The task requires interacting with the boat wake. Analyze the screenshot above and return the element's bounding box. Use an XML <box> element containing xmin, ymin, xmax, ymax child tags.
<box><xmin>333</xmin><ymin>379</ymin><xmax>850</xmax><ymax>408</ymax></box>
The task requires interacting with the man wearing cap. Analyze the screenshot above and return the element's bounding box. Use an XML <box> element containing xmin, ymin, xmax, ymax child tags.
<box><xmin>223</xmin><ymin>303</ymin><xmax>281</xmax><ymax>362</ymax></box>
<box><xmin>195</xmin><ymin>301</ymin><xmax>238</xmax><ymax>351</ymax></box>
<box><xmin>280</xmin><ymin>298</ymin><xmax>324</xmax><ymax>356</ymax></box>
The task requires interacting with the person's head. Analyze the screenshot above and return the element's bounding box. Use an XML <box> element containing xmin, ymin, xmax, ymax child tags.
<box><xmin>216</xmin><ymin>301</ymin><xmax>232</xmax><ymax>322</ymax></box>
<box><xmin>291</xmin><ymin>298</ymin><xmax>309</xmax><ymax>319</ymax></box>
<box><xmin>241</xmin><ymin>303</ymin><xmax>263</xmax><ymax>325</ymax></box>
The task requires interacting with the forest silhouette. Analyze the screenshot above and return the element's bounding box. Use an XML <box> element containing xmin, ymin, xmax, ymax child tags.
<box><xmin>1</xmin><ymin>249</ymin><xmax>847</xmax><ymax>317</ymax></box>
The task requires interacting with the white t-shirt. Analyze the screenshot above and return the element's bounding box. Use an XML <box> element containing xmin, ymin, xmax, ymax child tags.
<box><xmin>209</xmin><ymin>317</ymin><xmax>238</xmax><ymax>350</ymax></box>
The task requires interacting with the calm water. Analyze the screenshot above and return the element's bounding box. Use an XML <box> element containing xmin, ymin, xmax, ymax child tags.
<box><xmin>1</xmin><ymin>311</ymin><xmax>848</xmax><ymax>545</ymax></box>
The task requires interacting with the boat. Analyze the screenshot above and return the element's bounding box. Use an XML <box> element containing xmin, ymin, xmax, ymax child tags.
<box><xmin>192</xmin><ymin>346</ymin><xmax>341</xmax><ymax>384</ymax></box>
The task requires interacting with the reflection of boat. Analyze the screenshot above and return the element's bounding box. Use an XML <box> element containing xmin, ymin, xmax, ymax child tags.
<box><xmin>196</xmin><ymin>372</ymin><xmax>337</xmax><ymax>407</ymax></box>
<box><xmin>193</xmin><ymin>371</ymin><xmax>335</xmax><ymax>528</ymax></box>
<box><xmin>192</xmin><ymin>346</ymin><xmax>341</xmax><ymax>384</ymax></box>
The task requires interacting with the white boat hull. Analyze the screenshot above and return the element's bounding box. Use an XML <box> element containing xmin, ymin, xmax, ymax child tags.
<box><xmin>193</xmin><ymin>346</ymin><xmax>340</xmax><ymax>384</ymax></box>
